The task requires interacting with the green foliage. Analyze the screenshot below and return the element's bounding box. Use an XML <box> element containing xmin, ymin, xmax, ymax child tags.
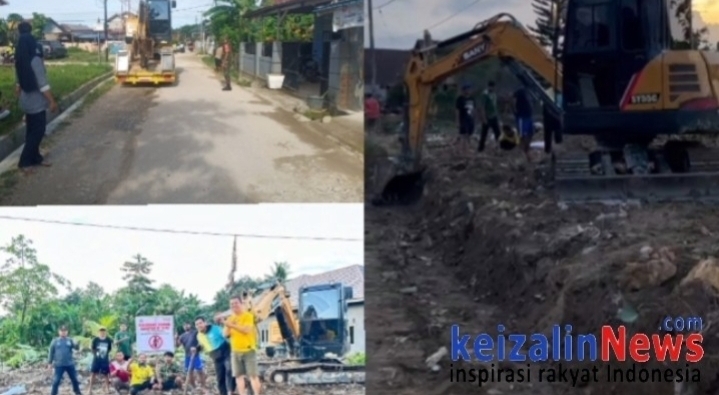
<box><xmin>0</xmin><ymin>235</ymin><xmax>294</xmax><ymax>367</ymax></box>
<box><xmin>0</xmin><ymin>63</ymin><xmax>112</xmax><ymax>137</ymax></box>
<box><xmin>346</xmin><ymin>352</ymin><xmax>365</xmax><ymax>366</ymax></box>
<box><xmin>202</xmin><ymin>0</ymin><xmax>313</xmax><ymax>45</ymax></box>
<box><xmin>30</xmin><ymin>13</ymin><xmax>48</xmax><ymax>40</ymax></box>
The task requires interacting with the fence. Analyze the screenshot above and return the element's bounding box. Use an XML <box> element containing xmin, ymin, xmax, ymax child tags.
<box><xmin>239</xmin><ymin>41</ymin><xmax>280</xmax><ymax>80</ymax></box>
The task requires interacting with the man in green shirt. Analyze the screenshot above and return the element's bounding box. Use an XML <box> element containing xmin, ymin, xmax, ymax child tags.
<box><xmin>114</xmin><ymin>324</ymin><xmax>132</xmax><ymax>361</ymax></box>
<box><xmin>478</xmin><ymin>81</ymin><xmax>501</xmax><ymax>152</ymax></box>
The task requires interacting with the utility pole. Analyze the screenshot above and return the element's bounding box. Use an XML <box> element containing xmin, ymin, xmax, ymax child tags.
<box><xmin>103</xmin><ymin>0</ymin><xmax>109</xmax><ymax>61</ymax></box>
<box><xmin>367</xmin><ymin>0</ymin><xmax>376</xmax><ymax>92</ymax></box>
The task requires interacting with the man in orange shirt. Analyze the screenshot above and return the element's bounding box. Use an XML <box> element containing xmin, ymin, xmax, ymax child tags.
<box><xmin>364</xmin><ymin>93</ymin><xmax>381</xmax><ymax>133</ymax></box>
<box><xmin>223</xmin><ymin>296</ymin><xmax>260</xmax><ymax>395</ymax></box>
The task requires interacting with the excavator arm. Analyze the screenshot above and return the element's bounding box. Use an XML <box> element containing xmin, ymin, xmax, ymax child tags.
<box><xmin>403</xmin><ymin>13</ymin><xmax>563</xmax><ymax>166</ymax></box>
<box><xmin>243</xmin><ymin>282</ymin><xmax>301</xmax><ymax>340</ymax></box>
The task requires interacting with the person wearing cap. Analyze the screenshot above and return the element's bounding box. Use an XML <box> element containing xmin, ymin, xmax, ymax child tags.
<box><xmin>13</xmin><ymin>21</ymin><xmax>58</xmax><ymax>172</ymax></box>
<box><xmin>48</xmin><ymin>326</ymin><xmax>82</xmax><ymax>395</ymax></box>
<box><xmin>89</xmin><ymin>327</ymin><xmax>113</xmax><ymax>395</ymax></box>
<box><xmin>455</xmin><ymin>83</ymin><xmax>477</xmax><ymax>155</ymax></box>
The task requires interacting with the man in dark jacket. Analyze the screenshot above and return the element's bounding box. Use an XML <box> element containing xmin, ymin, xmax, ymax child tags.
<box><xmin>195</xmin><ymin>316</ymin><xmax>236</xmax><ymax>395</ymax></box>
<box><xmin>48</xmin><ymin>326</ymin><xmax>82</xmax><ymax>395</ymax></box>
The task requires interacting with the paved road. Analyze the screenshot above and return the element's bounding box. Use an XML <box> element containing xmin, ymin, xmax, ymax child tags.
<box><xmin>0</xmin><ymin>53</ymin><xmax>363</xmax><ymax>205</ymax></box>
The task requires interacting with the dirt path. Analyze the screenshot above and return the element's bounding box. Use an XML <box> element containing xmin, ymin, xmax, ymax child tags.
<box><xmin>0</xmin><ymin>54</ymin><xmax>362</xmax><ymax>205</ymax></box>
<box><xmin>366</xmin><ymin>131</ymin><xmax>719</xmax><ymax>395</ymax></box>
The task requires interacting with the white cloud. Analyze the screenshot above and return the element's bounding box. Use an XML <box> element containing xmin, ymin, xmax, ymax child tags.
<box><xmin>0</xmin><ymin>204</ymin><xmax>363</xmax><ymax>304</ymax></box>
<box><xmin>366</xmin><ymin>0</ymin><xmax>536</xmax><ymax>49</ymax></box>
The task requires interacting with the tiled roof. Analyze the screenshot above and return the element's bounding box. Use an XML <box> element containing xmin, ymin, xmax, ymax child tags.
<box><xmin>283</xmin><ymin>264</ymin><xmax>364</xmax><ymax>307</ymax></box>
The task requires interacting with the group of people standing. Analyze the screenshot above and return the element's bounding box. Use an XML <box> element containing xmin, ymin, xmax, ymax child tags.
<box><xmin>455</xmin><ymin>81</ymin><xmax>539</xmax><ymax>161</ymax></box>
<box><xmin>47</xmin><ymin>296</ymin><xmax>261</xmax><ymax>395</ymax></box>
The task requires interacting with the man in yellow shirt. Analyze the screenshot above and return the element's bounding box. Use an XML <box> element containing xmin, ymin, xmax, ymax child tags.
<box><xmin>223</xmin><ymin>296</ymin><xmax>261</xmax><ymax>395</ymax></box>
<box><xmin>128</xmin><ymin>354</ymin><xmax>154</xmax><ymax>395</ymax></box>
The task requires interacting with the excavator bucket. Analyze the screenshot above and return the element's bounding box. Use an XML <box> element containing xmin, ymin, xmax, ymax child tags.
<box><xmin>372</xmin><ymin>168</ymin><xmax>426</xmax><ymax>206</ymax></box>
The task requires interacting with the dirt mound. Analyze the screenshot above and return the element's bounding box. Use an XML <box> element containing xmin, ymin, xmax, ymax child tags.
<box><xmin>367</xmin><ymin>134</ymin><xmax>719</xmax><ymax>395</ymax></box>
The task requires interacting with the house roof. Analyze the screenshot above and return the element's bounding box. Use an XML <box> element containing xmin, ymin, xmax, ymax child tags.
<box><xmin>108</xmin><ymin>12</ymin><xmax>137</xmax><ymax>22</ymax></box>
<box><xmin>24</xmin><ymin>18</ymin><xmax>67</xmax><ymax>33</ymax></box>
<box><xmin>365</xmin><ymin>48</ymin><xmax>411</xmax><ymax>87</ymax></box>
<box><xmin>283</xmin><ymin>264</ymin><xmax>364</xmax><ymax>307</ymax></box>
<box><xmin>61</xmin><ymin>24</ymin><xmax>94</xmax><ymax>32</ymax></box>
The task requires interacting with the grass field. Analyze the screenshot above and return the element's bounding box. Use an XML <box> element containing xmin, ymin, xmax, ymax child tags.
<box><xmin>47</xmin><ymin>47</ymin><xmax>108</xmax><ymax>63</ymax></box>
<box><xmin>0</xmin><ymin>62</ymin><xmax>112</xmax><ymax>136</ymax></box>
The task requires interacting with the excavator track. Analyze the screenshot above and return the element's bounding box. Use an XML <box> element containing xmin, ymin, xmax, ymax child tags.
<box><xmin>262</xmin><ymin>360</ymin><xmax>365</xmax><ymax>385</ymax></box>
<box><xmin>552</xmin><ymin>145</ymin><xmax>719</xmax><ymax>202</ymax></box>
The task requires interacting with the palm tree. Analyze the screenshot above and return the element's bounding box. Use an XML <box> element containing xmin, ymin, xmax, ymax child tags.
<box><xmin>204</xmin><ymin>0</ymin><xmax>257</xmax><ymax>42</ymax></box>
<box><xmin>6</xmin><ymin>13</ymin><xmax>22</xmax><ymax>45</ymax></box>
<box><xmin>268</xmin><ymin>261</ymin><xmax>290</xmax><ymax>283</ymax></box>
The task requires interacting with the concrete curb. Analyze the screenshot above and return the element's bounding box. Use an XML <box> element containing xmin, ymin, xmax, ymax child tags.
<box><xmin>0</xmin><ymin>71</ymin><xmax>114</xmax><ymax>174</ymax></box>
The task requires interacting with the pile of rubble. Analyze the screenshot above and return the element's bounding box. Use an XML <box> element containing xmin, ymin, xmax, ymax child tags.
<box><xmin>0</xmin><ymin>363</ymin><xmax>364</xmax><ymax>395</ymax></box>
<box><xmin>366</xmin><ymin>134</ymin><xmax>719</xmax><ymax>394</ymax></box>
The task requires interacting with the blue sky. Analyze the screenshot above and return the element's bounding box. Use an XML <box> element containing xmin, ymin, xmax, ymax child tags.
<box><xmin>0</xmin><ymin>204</ymin><xmax>363</xmax><ymax>304</ymax></box>
<box><xmin>2</xmin><ymin>0</ymin><xmax>214</xmax><ymax>29</ymax></box>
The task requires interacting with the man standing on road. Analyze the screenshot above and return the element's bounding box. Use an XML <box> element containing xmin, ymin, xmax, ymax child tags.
<box><xmin>114</xmin><ymin>324</ymin><xmax>132</xmax><ymax>361</ymax></box>
<box><xmin>109</xmin><ymin>351</ymin><xmax>131</xmax><ymax>393</ymax></box>
<box><xmin>178</xmin><ymin>322</ymin><xmax>206</xmax><ymax>388</ymax></box>
<box><xmin>195</xmin><ymin>316</ymin><xmax>235</xmax><ymax>395</ymax></box>
<box><xmin>48</xmin><ymin>326</ymin><xmax>82</xmax><ymax>395</ymax></box>
<box><xmin>224</xmin><ymin>296</ymin><xmax>261</xmax><ymax>395</ymax></box>
<box><xmin>89</xmin><ymin>327</ymin><xmax>113</xmax><ymax>395</ymax></box>
<box><xmin>477</xmin><ymin>81</ymin><xmax>501</xmax><ymax>152</ymax></box>
<box><xmin>221</xmin><ymin>36</ymin><xmax>232</xmax><ymax>91</ymax></box>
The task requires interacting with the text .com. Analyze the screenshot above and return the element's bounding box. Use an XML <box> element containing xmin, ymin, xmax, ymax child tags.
<box><xmin>450</xmin><ymin>316</ymin><xmax>704</xmax><ymax>363</ymax></box>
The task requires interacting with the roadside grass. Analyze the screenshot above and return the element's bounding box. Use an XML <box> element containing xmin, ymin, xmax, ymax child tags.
<box><xmin>0</xmin><ymin>63</ymin><xmax>111</xmax><ymax>136</ymax></box>
<box><xmin>47</xmin><ymin>47</ymin><xmax>108</xmax><ymax>63</ymax></box>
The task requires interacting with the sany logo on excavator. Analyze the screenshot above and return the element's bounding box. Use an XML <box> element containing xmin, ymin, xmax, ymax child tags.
<box><xmin>461</xmin><ymin>41</ymin><xmax>489</xmax><ymax>63</ymax></box>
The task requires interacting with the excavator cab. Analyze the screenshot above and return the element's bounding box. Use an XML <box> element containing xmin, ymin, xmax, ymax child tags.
<box><xmin>563</xmin><ymin>0</ymin><xmax>674</xmax><ymax>145</ymax></box>
<box><xmin>296</xmin><ymin>283</ymin><xmax>350</xmax><ymax>360</ymax></box>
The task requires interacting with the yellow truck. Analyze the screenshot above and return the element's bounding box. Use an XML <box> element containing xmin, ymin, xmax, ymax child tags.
<box><xmin>114</xmin><ymin>0</ymin><xmax>177</xmax><ymax>85</ymax></box>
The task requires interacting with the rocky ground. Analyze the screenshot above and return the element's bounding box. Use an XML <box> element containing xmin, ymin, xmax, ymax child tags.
<box><xmin>0</xmin><ymin>365</ymin><xmax>363</xmax><ymax>395</ymax></box>
<box><xmin>365</xmin><ymin>125</ymin><xmax>719</xmax><ymax>395</ymax></box>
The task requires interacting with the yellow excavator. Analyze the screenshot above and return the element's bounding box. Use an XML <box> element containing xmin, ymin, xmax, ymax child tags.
<box><xmin>378</xmin><ymin>1</ymin><xmax>719</xmax><ymax>203</ymax></box>
<box><xmin>217</xmin><ymin>281</ymin><xmax>364</xmax><ymax>385</ymax></box>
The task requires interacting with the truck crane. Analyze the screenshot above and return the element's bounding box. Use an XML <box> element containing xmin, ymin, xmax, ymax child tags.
<box><xmin>115</xmin><ymin>0</ymin><xmax>177</xmax><ymax>85</ymax></box>
<box><xmin>217</xmin><ymin>281</ymin><xmax>364</xmax><ymax>385</ymax></box>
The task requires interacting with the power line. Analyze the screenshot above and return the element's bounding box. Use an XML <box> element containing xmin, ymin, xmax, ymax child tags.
<box><xmin>0</xmin><ymin>215</ymin><xmax>361</xmax><ymax>242</ymax></box>
<box><xmin>425</xmin><ymin>0</ymin><xmax>482</xmax><ymax>31</ymax></box>
<box><xmin>373</xmin><ymin>0</ymin><xmax>397</xmax><ymax>10</ymax></box>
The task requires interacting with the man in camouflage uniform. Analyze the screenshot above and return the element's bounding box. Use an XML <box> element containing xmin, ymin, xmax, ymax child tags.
<box><xmin>153</xmin><ymin>352</ymin><xmax>183</xmax><ymax>391</ymax></box>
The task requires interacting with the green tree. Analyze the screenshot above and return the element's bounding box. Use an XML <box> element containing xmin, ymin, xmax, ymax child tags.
<box><xmin>268</xmin><ymin>261</ymin><xmax>290</xmax><ymax>282</ymax></box>
<box><xmin>30</xmin><ymin>12</ymin><xmax>47</xmax><ymax>40</ymax></box>
<box><xmin>6</xmin><ymin>13</ymin><xmax>23</xmax><ymax>45</ymax></box>
<box><xmin>0</xmin><ymin>235</ymin><xmax>67</xmax><ymax>338</ymax></box>
<box><xmin>529</xmin><ymin>0</ymin><xmax>565</xmax><ymax>55</ymax></box>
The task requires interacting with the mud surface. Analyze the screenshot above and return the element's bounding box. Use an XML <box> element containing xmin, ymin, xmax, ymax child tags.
<box><xmin>366</xmin><ymin>131</ymin><xmax>719</xmax><ymax>395</ymax></box>
<box><xmin>0</xmin><ymin>53</ymin><xmax>363</xmax><ymax>205</ymax></box>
